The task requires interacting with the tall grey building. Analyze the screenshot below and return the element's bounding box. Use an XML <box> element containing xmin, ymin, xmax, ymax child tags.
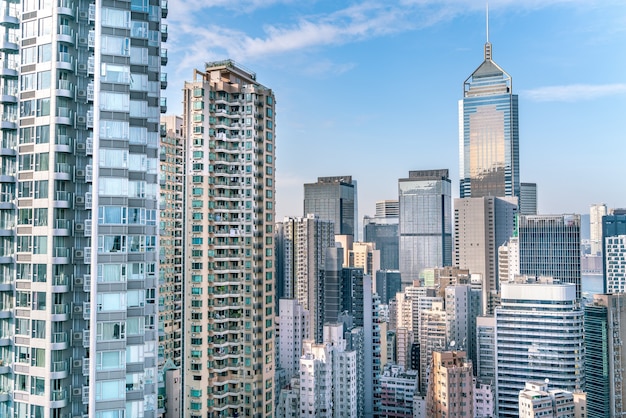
<box><xmin>398</xmin><ymin>169</ymin><xmax>452</xmax><ymax>286</ymax></box>
<box><xmin>364</xmin><ymin>200</ymin><xmax>399</xmax><ymax>270</ymax></box>
<box><xmin>304</xmin><ymin>175</ymin><xmax>357</xmax><ymax>237</ymax></box>
<box><xmin>276</xmin><ymin>214</ymin><xmax>335</xmax><ymax>342</ymax></box>
<box><xmin>518</xmin><ymin>214</ymin><xmax>582</xmax><ymax>298</ymax></box>
<box><xmin>584</xmin><ymin>293</ymin><xmax>626</xmax><ymax>417</ymax></box>
<box><xmin>519</xmin><ymin>182</ymin><xmax>537</xmax><ymax>215</ymax></box>
<box><xmin>182</xmin><ymin>61</ymin><xmax>276</xmax><ymax>417</ymax></box>
<box><xmin>1</xmin><ymin>0</ymin><xmax>167</xmax><ymax>416</ymax></box>
<box><xmin>453</xmin><ymin>196</ymin><xmax>517</xmax><ymax>314</ymax></box>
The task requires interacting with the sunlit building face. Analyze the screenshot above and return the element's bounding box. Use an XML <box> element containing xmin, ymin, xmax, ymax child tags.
<box><xmin>460</xmin><ymin>42</ymin><xmax>519</xmax><ymax>199</ymax></box>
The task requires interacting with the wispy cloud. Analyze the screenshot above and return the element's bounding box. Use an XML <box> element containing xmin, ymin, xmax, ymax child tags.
<box><xmin>522</xmin><ymin>84</ymin><xmax>626</xmax><ymax>102</ymax></box>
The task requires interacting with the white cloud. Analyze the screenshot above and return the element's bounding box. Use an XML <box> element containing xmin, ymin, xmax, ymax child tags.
<box><xmin>522</xmin><ymin>84</ymin><xmax>626</xmax><ymax>102</ymax></box>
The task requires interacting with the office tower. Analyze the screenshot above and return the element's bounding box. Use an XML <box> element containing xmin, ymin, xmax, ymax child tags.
<box><xmin>348</xmin><ymin>241</ymin><xmax>380</xmax><ymax>276</ymax></box>
<box><xmin>182</xmin><ymin>61</ymin><xmax>276</xmax><ymax>417</ymax></box>
<box><xmin>379</xmin><ymin>364</ymin><xmax>419</xmax><ymax>417</ymax></box>
<box><xmin>427</xmin><ymin>351</ymin><xmax>474</xmax><ymax>417</ymax></box>
<box><xmin>304</xmin><ymin>175</ymin><xmax>357</xmax><ymax>237</ymax></box>
<box><xmin>519</xmin><ymin>182</ymin><xmax>537</xmax><ymax>215</ymax></box>
<box><xmin>341</xmin><ymin>267</ymin><xmax>364</xmax><ymax>327</ymax></box>
<box><xmin>363</xmin><ymin>200</ymin><xmax>399</xmax><ymax>270</ymax></box>
<box><xmin>605</xmin><ymin>235</ymin><xmax>626</xmax><ymax>293</ymax></box>
<box><xmin>584</xmin><ymin>293</ymin><xmax>626</xmax><ymax>417</ymax></box>
<box><xmin>159</xmin><ymin>115</ymin><xmax>184</xmax><ymax>415</ymax></box>
<box><xmin>276</xmin><ymin>214</ymin><xmax>334</xmax><ymax>302</ymax></box>
<box><xmin>399</xmin><ymin>169</ymin><xmax>452</xmax><ymax>285</ymax></box>
<box><xmin>3</xmin><ymin>0</ymin><xmax>168</xmax><ymax>416</ymax></box>
<box><xmin>494</xmin><ymin>278</ymin><xmax>584</xmax><ymax>418</ymax></box>
<box><xmin>276</xmin><ymin>214</ymin><xmax>335</xmax><ymax>342</ymax></box>
<box><xmin>278</xmin><ymin>299</ymin><xmax>309</xmax><ymax>383</ymax></box>
<box><xmin>454</xmin><ymin>196</ymin><xmax>517</xmax><ymax>314</ymax></box>
<box><xmin>518</xmin><ymin>381</ymin><xmax>577</xmax><ymax>417</ymax></box>
<box><xmin>590</xmin><ymin>203</ymin><xmax>607</xmax><ymax>255</ymax></box>
<box><xmin>459</xmin><ymin>34</ymin><xmax>519</xmax><ymax>199</ymax></box>
<box><xmin>518</xmin><ymin>214</ymin><xmax>582</xmax><ymax>298</ymax></box>
<box><xmin>419</xmin><ymin>301</ymin><xmax>447</xmax><ymax>394</ymax></box>
<box><xmin>475</xmin><ymin>316</ymin><xmax>496</xmax><ymax>385</ymax></box>
<box><xmin>376</xmin><ymin>270</ymin><xmax>402</xmax><ymax>305</ymax></box>
<box><xmin>602</xmin><ymin>214</ymin><xmax>626</xmax><ymax>292</ymax></box>
<box><xmin>321</xmin><ymin>246</ymin><xmax>343</xmax><ymax>339</ymax></box>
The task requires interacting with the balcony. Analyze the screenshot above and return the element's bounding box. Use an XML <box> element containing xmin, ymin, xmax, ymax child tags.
<box><xmin>161</xmin><ymin>0</ymin><xmax>168</xmax><ymax>17</ymax></box>
<box><xmin>160</xmin><ymin>48</ymin><xmax>168</xmax><ymax>65</ymax></box>
<box><xmin>160</xmin><ymin>72</ymin><xmax>167</xmax><ymax>89</ymax></box>
<box><xmin>57</xmin><ymin>0</ymin><xmax>74</xmax><ymax>16</ymax></box>
<box><xmin>160</xmin><ymin>24</ymin><xmax>168</xmax><ymax>42</ymax></box>
<box><xmin>57</xmin><ymin>52</ymin><xmax>73</xmax><ymax>70</ymax></box>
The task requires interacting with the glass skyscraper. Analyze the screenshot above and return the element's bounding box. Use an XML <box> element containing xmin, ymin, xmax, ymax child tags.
<box><xmin>517</xmin><ymin>214</ymin><xmax>582</xmax><ymax>299</ymax></box>
<box><xmin>459</xmin><ymin>40</ymin><xmax>519</xmax><ymax>199</ymax></box>
<box><xmin>304</xmin><ymin>175</ymin><xmax>357</xmax><ymax>237</ymax></box>
<box><xmin>398</xmin><ymin>169</ymin><xmax>452</xmax><ymax>285</ymax></box>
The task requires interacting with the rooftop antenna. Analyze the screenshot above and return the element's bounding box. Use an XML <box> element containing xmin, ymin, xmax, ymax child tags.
<box><xmin>484</xmin><ymin>1</ymin><xmax>492</xmax><ymax>60</ymax></box>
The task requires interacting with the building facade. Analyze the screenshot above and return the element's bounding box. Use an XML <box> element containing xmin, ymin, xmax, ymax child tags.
<box><xmin>159</xmin><ymin>115</ymin><xmax>184</xmax><ymax>415</ymax></box>
<box><xmin>590</xmin><ymin>203</ymin><xmax>607</xmax><ymax>255</ymax></box>
<box><xmin>182</xmin><ymin>60</ymin><xmax>276</xmax><ymax>417</ymax></box>
<box><xmin>519</xmin><ymin>182</ymin><xmax>537</xmax><ymax>215</ymax></box>
<box><xmin>379</xmin><ymin>364</ymin><xmax>419</xmax><ymax>417</ymax></box>
<box><xmin>427</xmin><ymin>351</ymin><xmax>474</xmax><ymax>417</ymax></box>
<box><xmin>453</xmin><ymin>196</ymin><xmax>517</xmax><ymax>314</ymax></box>
<box><xmin>1</xmin><ymin>0</ymin><xmax>168</xmax><ymax>416</ymax></box>
<box><xmin>494</xmin><ymin>279</ymin><xmax>584</xmax><ymax>417</ymax></box>
<box><xmin>605</xmin><ymin>235</ymin><xmax>626</xmax><ymax>293</ymax></box>
<box><xmin>278</xmin><ymin>298</ymin><xmax>309</xmax><ymax>383</ymax></box>
<box><xmin>363</xmin><ymin>200</ymin><xmax>399</xmax><ymax>270</ymax></box>
<box><xmin>584</xmin><ymin>293</ymin><xmax>626</xmax><ymax>417</ymax></box>
<box><xmin>398</xmin><ymin>169</ymin><xmax>452</xmax><ymax>285</ymax></box>
<box><xmin>459</xmin><ymin>38</ymin><xmax>519</xmax><ymax>199</ymax></box>
<box><xmin>517</xmin><ymin>214</ymin><xmax>582</xmax><ymax>298</ymax></box>
<box><xmin>304</xmin><ymin>175</ymin><xmax>357</xmax><ymax>238</ymax></box>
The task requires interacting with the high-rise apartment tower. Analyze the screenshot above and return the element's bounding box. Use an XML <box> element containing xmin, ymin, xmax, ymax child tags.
<box><xmin>3</xmin><ymin>0</ymin><xmax>168</xmax><ymax>416</ymax></box>
<box><xmin>182</xmin><ymin>60</ymin><xmax>276</xmax><ymax>417</ymax></box>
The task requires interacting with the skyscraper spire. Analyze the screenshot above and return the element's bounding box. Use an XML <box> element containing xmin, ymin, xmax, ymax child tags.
<box><xmin>485</xmin><ymin>2</ymin><xmax>492</xmax><ymax>60</ymax></box>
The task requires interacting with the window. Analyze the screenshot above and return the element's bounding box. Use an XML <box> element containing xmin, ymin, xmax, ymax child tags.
<box><xmin>96</xmin><ymin>351</ymin><xmax>125</xmax><ymax>371</ymax></box>
<box><xmin>99</xmin><ymin>206</ymin><xmax>127</xmax><ymax>224</ymax></box>
<box><xmin>98</xmin><ymin>263</ymin><xmax>127</xmax><ymax>283</ymax></box>
<box><xmin>97</xmin><ymin>321</ymin><xmax>126</xmax><ymax>341</ymax></box>
<box><xmin>101</xmin><ymin>8</ymin><xmax>130</xmax><ymax>28</ymax></box>
<box><xmin>101</xmin><ymin>35</ymin><xmax>130</xmax><ymax>56</ymax></box>
<box><xmin>100</xmin><ymin>92</ymin><xmax>130</xmax><ymax>112</ymax></box>
<box><xmin>101</xmin><ymin>63</ymin><xmax>130</xmax><ymax>84</ymax></box>
<box><xmin>96</xmin><ymin>380</ymin><xmax>125</xmax><ymax>401</ymax></box>
<box><xmin>97</xmin><ymin>292</ymin><xmax>126</xmax><ymax>312</ymax></box>
<box><xmin>99</xmin><ymin>149</ymin><xmax>129</xmax><ymax>168</ymax></box>
<box><xmin>98</xmin><ymin>235</ymin><xmax>126</xmax><ymax>253</ymax></box>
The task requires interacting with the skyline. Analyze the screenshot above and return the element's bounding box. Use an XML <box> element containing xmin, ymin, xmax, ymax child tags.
<box><xmin>165</xmin><ymin>1</ymin><xmax>626</xmax><ymax>221</ymax></box>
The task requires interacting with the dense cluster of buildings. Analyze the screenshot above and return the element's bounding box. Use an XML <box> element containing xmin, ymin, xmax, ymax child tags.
<box><xmin>0</xmin><ymin>2</ymin><xmax>621</xmax><ymax>418</ymax></box>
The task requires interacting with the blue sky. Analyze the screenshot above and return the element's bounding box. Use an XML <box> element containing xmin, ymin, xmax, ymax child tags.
<box><xmin>165</xmin><ymin>0</ymin><xmax>626</xmax><ymax>221</ymax></box>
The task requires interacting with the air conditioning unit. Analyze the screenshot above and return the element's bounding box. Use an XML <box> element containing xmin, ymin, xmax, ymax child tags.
<box><xmin>77</xmin><ymin>63</ymin><xmax>87</xmax><ymax>71</ymax></box>
<box><xmin>73</xmin><ymin>305</ymin><xmax>83</xmax><ymax>313</ymax></box>
<box><xmin>76</xmin><ymin>170</ymin><xmax>85</xmax><ymax>178</ymax></box>
<box><xmin>72</xmin><ymin>388</ymin><xmax>82</xmax><ymax>396</ymax></box>
<box><xmin>75</xmin><ymin>196</ymin><xmax>85</xmax><ymax>205</ymax></box>
<box><xmin>75</xmin><ymin>223</ymin><xmax>84</xmax><ymax>231</ymax></box>
<box><xmin>73</xmin><ymin>359</ymin><xmax>82</xmax><ymax>368</ymax></box>
<box><xmin>77</xmin><ymin>89</ymin><xmax>86</xmax><ymax>97</ymax></box>
<box><xmin>78</xmin><ymin>37</ymin><xmax>87</xmax><ymax>44</ymax></box>
<box><xmin>78</xmin><ymin>11</ymin><xmax>88</xmax><ymax>19</ymax></box>
<box><xmin>76</xmin><ymin>143</ymin><xmax>85</xmax><ymax>151</ymax></box>
<box><xmin>77</xmin><ymin>116</ymin><xmax>86</xmax><ymax>124</ymax></box>
<box><xmin>74</xmin><ymin>250</ymin><xmax>84</xmax><ymax>258</ymax></box>
<box><xmin>74</xmin><ymin>277</ymin><xmax>84</xmax><ymax>286</ymax></box>
<box><xmin>73</xmin><ymin>332</ymin><xmax>83</xmax><ymax>341</ymax></box>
